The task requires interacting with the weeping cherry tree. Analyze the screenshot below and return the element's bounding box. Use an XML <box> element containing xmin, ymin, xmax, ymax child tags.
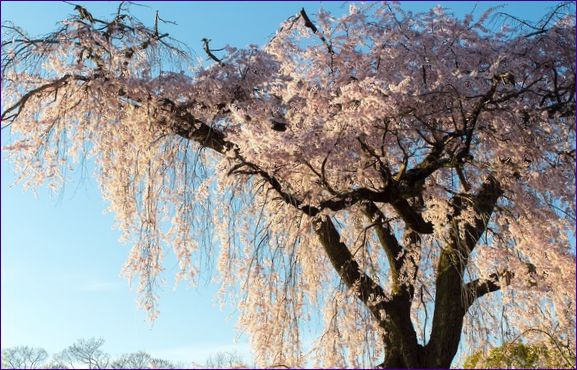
<box><xmin>2</xmin><ymin>2</ymin><xmax>575</xmax><ymax>368</ymax></box>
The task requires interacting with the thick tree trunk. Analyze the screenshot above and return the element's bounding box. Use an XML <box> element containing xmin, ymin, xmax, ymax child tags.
<box><xmin>423</xmin><ymin>249</ymin><xmax>468</xmax><ymax>368</ymax></box>
<box><xmin>379</xmin><ymin>333</ymin><xmax>409</xmax><ymax>368</ymax></box>
<box><xmin>376</xmin><ymin>262</ymin><xmax>466</xmax><ymax>368</ymax></box>
<box><xmin>315</xmin><ymin>217</ymin><xmax>428</xmax><ymax>368</ymax></box>
<box><xmin>379</xmin><ymin>315</ymin><xmax>425</xmax><ymax>368</ymax></box>
<box><xmin>316</xmin><ymin>178</ymin><xmax>503</xmax><ymax>368</ymax></box>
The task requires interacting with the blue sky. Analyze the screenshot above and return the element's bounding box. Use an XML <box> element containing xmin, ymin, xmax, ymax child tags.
<box><xmin>0</xmin><ymin>1</ymin><xmax>561</xmax><ymax>366</ymax></box>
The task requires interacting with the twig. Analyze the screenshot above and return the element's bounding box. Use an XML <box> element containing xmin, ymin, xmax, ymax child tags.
<box><xmin>299</xmin><ymin>8</ymin><xmax>334</xmax><ymax>54</ymax></box>
<box><xmin>201</xmin><ymin>38</ymin><xmax>224</xmax><ymax>66</ymax></box>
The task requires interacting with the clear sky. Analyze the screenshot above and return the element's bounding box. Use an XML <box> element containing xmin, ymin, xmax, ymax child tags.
<box><xmin>0</xmin><ymin>1</ymin><xmax>561</xmax><ymax>366</ymax></box>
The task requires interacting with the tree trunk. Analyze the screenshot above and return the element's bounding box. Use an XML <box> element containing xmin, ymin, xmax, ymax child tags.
<box><xmin>312</xmin><ymin>178</ymin><xmax>503</xmax><ymax>368</ymax></box>
<box><xmin>379</xmin><ymin>320</ymin><xmax>425</xmax><ymax>368</ymax></box>
<box><xmin>423</xmin><ymin>249</ymin><xmax>468</xmax><ymax>368</ymax></box>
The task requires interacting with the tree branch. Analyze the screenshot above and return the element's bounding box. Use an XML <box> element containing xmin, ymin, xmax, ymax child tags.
<box><xmin>166</xmin><ymin>102</ymin><xmax>231</xmax><ymax>153</ymax></box>
<box><xmin>425</xmin><ymin>175</ymin><xmax>503</xmax><ymax>366</ymax></box>
<box><xmin>201</xmin><ymin>38</ymin><xmax>224</xmax><ymax>65</ymax></box>
<box><xmin>363</xmin><ymin>202</ymin><xmax>403</xmax><ymax>293</ymax></box>
<box><xmin>1</xmin><ymin>74</ymin><xmax>89</xmax><ymax>124</ymax></box>
<box><xmin>299</xmin><ymin>8</ymin><xmax>333</xmax><ymax>54</ymax></box>
<box><xmin>450</xmin><ymin>175</ymin><xmax>504</xmax><ymax>253</ymax></box>
<box><xmin>314</xmin><ymin>216</ymin><xmax>388</xmax><ymax>310</ymax></box>
<box><xmin>465</xmin><ymin>270</ymin><xmax>513</xmax><ymax>307</ymax></box>
<box><xmin>314</xmin><ymin>216</ymin><xmax>422</xmax><ymax>368</ymax></box>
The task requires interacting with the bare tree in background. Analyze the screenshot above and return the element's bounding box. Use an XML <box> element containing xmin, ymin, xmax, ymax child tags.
<box><xmin>110</xmin><ymin>351</ymin><xmax>154</xmax><ymax>368</ymax></box>
<box><xmin>1</xmin><ymin>346</ymin><xmax>48</xmax><ymax>369</ymax></box>
<box><xmin>205</xmin><ymin>351</ymin><xmax>248</xmax><ymax>368</ymax></box>
<box><xmin>54</xmin><ymin>337</ymin><xmax>110</xmax><ymax>369</ymax></box>
<box><xmin>110</xmin><ymin>351</ymin><xmax>177</xmax><ymax>369</ymax></box>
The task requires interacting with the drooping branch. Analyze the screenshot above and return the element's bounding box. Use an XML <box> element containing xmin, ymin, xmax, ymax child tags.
<box><xmin>2</xmin><ymin>71</ymin><xmax>428</xmax><ymax>224</ymax></box>
<box><xmin>157</xmin><ymin>99</ymin><xmax>232</xmax><ymax>154</ymax></box>
<box><xmin>1</xmin><ymin>74</ymin><xmax>89</xmax><ymax>124</ymax></box>
<box><xmin>222</xmin><ymin>135</ymin><xmax>434</xmax><ymax>231</ymax></box>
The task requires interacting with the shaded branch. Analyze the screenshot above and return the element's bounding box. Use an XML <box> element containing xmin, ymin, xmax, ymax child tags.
<box><xmin>449</xmin><ymin>175</ymin><xmax>504</xmax><ymax>253</ymax></box>
<box><xmin>363</xmin><ymin>202</ymin><xmax>403</xmax><ymax>292</ymax></box>
<box><xmin>465</xmin><ymin>270</ymin><xmax>513</xmax><ymax>307</ymax></box>
<box><xmin>165</xmin><ymin>101</ymin><xmax>231</xmax><ymax>153</ymax></box>
<box><xmin>314</xmin><ymin>216</ymin><xmax>389</xmax><ymax>311</ymax></box>
<box><xmin>425</xmin><ymin>175</ymin><xmax>503</xmax><ymax>366</ymax></box>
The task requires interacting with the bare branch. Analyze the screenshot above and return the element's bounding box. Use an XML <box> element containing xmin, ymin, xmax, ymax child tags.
<box><xmin>465</xmin><ymin>270</ymin><xmax>513</xmax><ymax>305</ymax></box>
<box><xmin>201</xmin><ymin>38</ymin><xmax>224</xmax><ymax>65</ymax></box>
<box><xmin>299</xmin><ymin>8</ymin><xmax>334</xmax><ymax>54</ymax></box>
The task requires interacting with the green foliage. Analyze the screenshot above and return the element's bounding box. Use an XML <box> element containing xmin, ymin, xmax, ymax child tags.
<box><xmin>464</xmin><ymin>341</ymin><xmax>576</xmax><ymax>369</ymax></box>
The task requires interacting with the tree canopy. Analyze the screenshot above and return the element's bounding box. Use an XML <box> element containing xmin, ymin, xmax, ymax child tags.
<box><xmin>1</xmin><ymin>2</ymin><xmax>575</xmax><ymax>368</ymax></box>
